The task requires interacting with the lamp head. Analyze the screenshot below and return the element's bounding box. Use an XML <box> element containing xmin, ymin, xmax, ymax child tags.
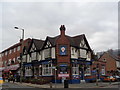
<box><xmin>14</xmin><ymin>27</ymin><xmax>19</xmax><ymax>29</ymax></box>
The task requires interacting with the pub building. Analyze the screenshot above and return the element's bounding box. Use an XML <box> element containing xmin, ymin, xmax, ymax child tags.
<box><xmin>22</xmin><ymin>25</ymin><xmax>93</xmax><ymax>84</ymax></box>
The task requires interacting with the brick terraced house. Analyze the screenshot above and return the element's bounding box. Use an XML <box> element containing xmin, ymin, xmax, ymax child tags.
<box><xmin>98</xmin><ymin>51</ymin><xmax>120</xmax><ymax>76</ymax></box>
<box><xmin>22</xmin><ymin>25</ymin><xmax>93</xmax><ymax>84</ymax></box>
<box><xmin>1</xmin><ymin>38</ymin><xmax>31</xmax><ymax>80</ymax></box>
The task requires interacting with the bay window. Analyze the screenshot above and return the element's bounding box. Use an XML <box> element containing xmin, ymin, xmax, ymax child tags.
<box><xmin>25</xmin><ymin>66</ymin><xmax>33</xmax><ymax>76</ymax></box>
<box><xmin>44</xmin><ymin>48</ymin><xmax>51</xmax><ymax>59</ymax></box>
<box><xmin>85</xmin><ymin>65</ymin><xmax>91</xmax><ymax>75</ymax></box>
<box><xmin>72</xmin><ymin>64</ymin><xmax>79</xmax><ymax>75</ymax></box>
<box><xmin>79</xmin><ymin>49</ymin><xmax>87</xmax><ymax>58</ymax></box>
<box><xmin>31</xmin><ymin>52</ymin><xmax>37</xmax><ymax>60</ymax></box>
<box><xmin>42</xmin><ymin>63</ymin><xmax>52</xmax><ymax>75</ymax></box>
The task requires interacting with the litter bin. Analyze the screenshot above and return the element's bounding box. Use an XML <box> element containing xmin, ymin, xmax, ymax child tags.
<box><xmin>64</xmin><ymin>79</ymin><xmax>69</xmax><ymax>88</ymax></box>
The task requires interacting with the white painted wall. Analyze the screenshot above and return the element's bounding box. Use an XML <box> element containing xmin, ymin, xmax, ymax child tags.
<box><xmin>71</xmin><ymin>47</ymin><xmax>78</xmax><ymax>59</ymax></box>
<box><xmin>51</xmin><ymin>47</ymin><xmax>55</xmax><ymax>58</ymax></box>
<box><xmin>86</xmin><ymin>51</ymin><xmax>91</xmax><ymax>61</ymax></box>
<box><xmin>38</xmin><ymin>51</ymin><xmax>42</xmax><ymax>61</ymax></box>
<box><xmin>41</xmin><ymin>50</ymin><xmax>45</xmax><ymax>60</ymax></box>
<box><xmin>79</xmin><ymin>49</ymin><xmax>87</xmax><ymax>58</ymax></box>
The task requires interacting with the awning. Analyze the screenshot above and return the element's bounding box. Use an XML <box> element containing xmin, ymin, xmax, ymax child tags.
<box><xmin>3</xmin><ymin>64</ymin><xmax>20</xmax><ymax>72</ymax></box>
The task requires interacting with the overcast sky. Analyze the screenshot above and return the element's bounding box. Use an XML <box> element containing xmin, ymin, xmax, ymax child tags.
<box><xmin>0</xmin><ymin>0</ymin><xmax>119</xmax><ymax>53</ymax></box>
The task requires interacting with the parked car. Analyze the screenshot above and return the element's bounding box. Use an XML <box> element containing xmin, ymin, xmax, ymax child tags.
<box><xmin>113</xmin><ymin>76</ymin><xmax>120</xmax><ymax>81</ymax></box>
<box><xmin>103</xmin><ymin>76</ymin><xmax>116</xmax><ymax>82</ymax></box>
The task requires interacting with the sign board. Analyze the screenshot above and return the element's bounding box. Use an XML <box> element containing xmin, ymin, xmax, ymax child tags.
<box><xmin>58</xmin><ymin>74</ymin><xmax>69</xmax><ymax>77</ymax></box>
<box><xmin>59</xmin><ymin>45</ymin><xmax>67</xmax><ymax>55</ymax></box>
<box><xmin>4</xmin><ymin>64</ymin><xmax>20</xmax><ymax>71</ymax></box>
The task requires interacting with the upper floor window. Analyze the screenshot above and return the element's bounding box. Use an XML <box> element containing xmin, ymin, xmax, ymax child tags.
<box><xmin>5</xmin><ymin>51</ymin><xmax>7</xmax><ymax>56</ymax></box>
<box><xmin>9</xmin><ymin>50</ymin><xmax>12</xmax><ymax>54</ymax></box>
<box><xmin>3</xmin><ymin>61</ymin><xmax>7</xmax><ymax>66</ymax></box>
<box><xmin>8</xmin><ymin>59</ymin><xmax>11</xmax><ymax>65</ymax></box>
<box><xmin>31</xmin><ymin>52</ymin><xmax>36</xmax><ymax>60</ymax></box>
<box><xmin>23</xmin><ymin>55</ymin><xmax>27</xmax><ymax>62</ymax></box>
<box><xmin>13</xmin><ymin>58</ymin><xmax>15</xmax><ymax>63</ymax></box>
<box><xmin>44</xmin><ymin>48</ymin><xmax>51</xmax><ymax>59</ymax></box>
<box><xmin>79</xmin><ymin>49</ymin><xmax>87</xmax><ymax>58</ymax></box>
<box><xmin>2</xmin><ymin>53</ymin><xmax>4</xmax><ymax>56</ymax></box>
<box><xmin>14</xmin><ymin>48</ymin><xmax>16</xmax><ymax>52</ymax></box>
<box><xmin>17</xmin><ymin>46</ymin><xmax>20</xmax><ymax>51</ymax></box>
<box><xmin>71</xmin><ymin>47</ymin><xmax>75</xmax><ymax>55</ymax></box>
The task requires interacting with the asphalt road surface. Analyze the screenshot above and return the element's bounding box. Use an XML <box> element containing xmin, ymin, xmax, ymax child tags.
<box><xmin>1</xmin><ymin>82</ymin><xmax>120</xmax><ymax>90</ymax></box>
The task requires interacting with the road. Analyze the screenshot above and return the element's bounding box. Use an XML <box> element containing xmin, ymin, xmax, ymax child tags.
<box><xmin>2</xmin><ymin>82</ymin><xmax>34</xmax><ymax>89</ymax></box>
<box><xmin>1</xmin><ymin>81</ymin><xmax>120</xmax><ymax>90</ymax></box>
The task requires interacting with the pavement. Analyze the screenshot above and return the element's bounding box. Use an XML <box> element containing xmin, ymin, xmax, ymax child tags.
<box><xmin>3</xmin><ymin>81</ymin><xmax>120</xmax><ymax>88</ymax></box>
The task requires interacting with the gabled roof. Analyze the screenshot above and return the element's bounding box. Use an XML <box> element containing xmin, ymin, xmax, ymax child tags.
<box><xmin>32</xmin><ymin>39</ymin><xmax>44</xmax><ymax>50</ymax></box>
<box><xmin>43</xmin><ymin>34</ymin><xmax>91</xmax><ymax>50</ymax></box>
<box><xmin>66</xmin><ymin>34</ymin><xmax>91</xmax><ymax>50</ymax></box>
<box><xmin>108</xmin><ymin>52</ymin><xmax>120</xmax><ymax>61</ymax></box>
<box><xmin>47</xmin><ymin>35</ymin><xmax>60</xmax><ymax>46</ymax></box>
<box><xmin>99</xmin><ymin>52</ymin><xmax>120</xmax><ymax>61</ymax></box>
<box><xmin>1</xmin><ymin>38</ymin><xmax>31</xmax><ymax>53</ymax></box>
<box><xmin>28</xmin><ymin>38</ymin><xmax>45</xmax><ymax>52</ymax></box>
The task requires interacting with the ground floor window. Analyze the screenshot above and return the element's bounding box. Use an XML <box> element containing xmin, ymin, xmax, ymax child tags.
<box><xmin>34</xmin><ymin>66</ymin><xmax>39</xmax><ymax>76</ymax></box>
<box><xmin>25</xmin><ymin>66</ymin><xmax>33</xmax><ymax>76</ymax></box>
<box><xmin>42</xmin><ymin>63</ymin><xmax>52</xmax><ymax>75</ymax></box>
<box><xmin>72</xmin><ymin>64</ymin><xmax>79</xmax><ymax>75</ymax></box>
<box><xmin>85</xmin><ymin>65</ymin><xmax>91</xmax><ymax>75</ymax></box>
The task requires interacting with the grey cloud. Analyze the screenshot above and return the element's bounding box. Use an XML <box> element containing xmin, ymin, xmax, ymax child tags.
<box><xmin>1</xmin><ymin>2</ymin><xmax>118</xmax><ymax>52</ymax></box>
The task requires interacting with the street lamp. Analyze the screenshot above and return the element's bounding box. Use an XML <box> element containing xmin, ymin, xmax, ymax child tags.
<box><xmin>14</xmin><ymin>27</ymin><xmax>24</xmax><ymax>83</ymax></box>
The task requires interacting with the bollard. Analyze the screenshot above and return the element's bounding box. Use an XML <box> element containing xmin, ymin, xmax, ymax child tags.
<box><xmin>64</xmin><ymin>79</ymin><xmax>69</xmax><ymax>88</ymax></box>
<box><xmin>50</xmin><ymin>82</ymin><xmax>52</xmax><ymax>88</ymax></box>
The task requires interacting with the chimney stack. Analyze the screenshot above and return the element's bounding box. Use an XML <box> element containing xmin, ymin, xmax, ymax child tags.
<box><xmin>20</xmin><ymin>39</ymin><xmax>23</xmax><ymax>42</ymax></box>
<box><xmin>60</xmin><ymin>25</ymin><xmax>66</xmax><ymax>36</ymax></box>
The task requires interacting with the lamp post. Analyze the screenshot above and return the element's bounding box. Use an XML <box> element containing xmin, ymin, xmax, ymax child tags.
<box><xmin>55</xmin><ymin>68</ymin><xmax>57</xmax><ymax>88</ymax></box>
<box><xmin>14</xmin><ymin>27</ymin><xmax>24</xmax><ymax>83</ymax></box>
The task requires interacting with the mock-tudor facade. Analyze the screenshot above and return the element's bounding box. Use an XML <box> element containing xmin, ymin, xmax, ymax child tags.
<box><xmin>22</xmin><ymin>25</ymin><xmax>93</xmax><ymax>83</ymax></box>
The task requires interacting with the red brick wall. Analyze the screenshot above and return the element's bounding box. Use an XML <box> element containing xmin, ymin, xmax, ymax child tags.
<box><xmin>2</xmin><ymin>38</ymin><xmax>31</xmax><ymax>67</ymax></box>
<box><xmin>55</xmin><ymin>26</ymin><xmax>71</xmax><ymax>80</ymax></box>
<box><xmin>99</xmin><ymin>52</ymin><xmax>117</xmax><ymax>75</ymax></box>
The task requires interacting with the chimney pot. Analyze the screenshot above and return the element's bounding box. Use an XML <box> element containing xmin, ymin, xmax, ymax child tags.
<box><xmin>60</xmin><ymin>25</ymin><xmax>66</xmax><ymax>31</ymax></box>
<box><xmin>20</xmin><ymin>39</ymin><xmax>23</xmax><ymax>42</ymax></box>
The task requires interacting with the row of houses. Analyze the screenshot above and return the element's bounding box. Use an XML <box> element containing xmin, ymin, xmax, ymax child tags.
<box><xmin>0</xmin><ymin>25</ymin><xmax>120</xmax><ymax>84</ymax></box>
